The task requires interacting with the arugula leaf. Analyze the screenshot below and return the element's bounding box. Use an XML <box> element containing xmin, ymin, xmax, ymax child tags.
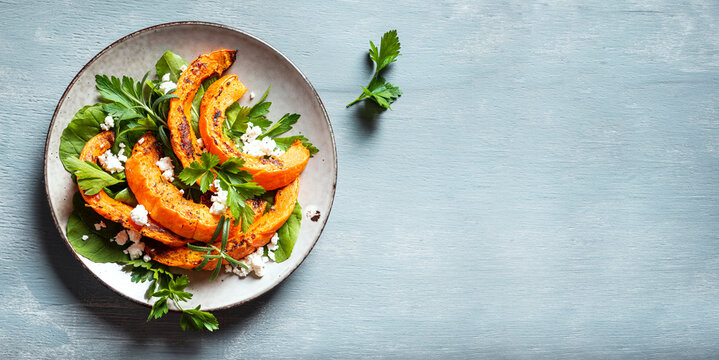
<box><xmin>155</xmin><ymin>50</ymin><xmax>189</xmax><ymax>83</ymax></box>
<box><xmin>369</xmin><ymin>29</ymin><xmax>401</xmax><ymax>75</ymax></box>
<box><xmin>177</xmin><ymin>153</ymin><xmax>220</xmax><ymax>192</ymax></box>
<box><xmin>258</xmin><ymin>113</ymin><xmax>300</xmax><ymax>139</ymax></box>
<box><xmin>66</xmin><ymin>192</ymin><xmax>129</xmax><ymax>263</ymax></box>
<box><xmin>64</xmin><ymin>157</ymin><xmax>123</xmax><ymax>195</ymax></box>
<box><xmin>273</xmin><ymin>202</ymin><xmax>302</xmax><ymax>263</ymax></box>
<box><xmin>347</xmin><ymin>30</ymin><xmax>402</xmax><ymax>109</ymax></box>
<box><xmin>274</xmin><ymin>135</ymin><xmax>319</xmax><ymax>156</ymax></box>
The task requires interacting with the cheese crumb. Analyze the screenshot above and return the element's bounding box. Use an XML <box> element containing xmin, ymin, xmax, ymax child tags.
<box><xmin>100</xmin><ymin>115</ymin><xmax>114</xmax><ymax>131</ymax></box>
<box><xmin>209</xmin><ymin>179</ymin><xmax>228</xmax><ymax>215</ymax></box>
<box><xmin>158</xmin><ymin>73</ymin><xmax>176</xmax><ymax>94</ymax></box>
<box><xmin>197</xmin><ymin>138</ymin><xmax>204</xmax><ymax>149</ymax></box>
<box><xmin>138</xmin><ymin>137</ymin><xmax>145</xmax><ymax>144</ymax></box>
<box><xmin>123</xmin><ymin>242</ymin><xmax>146</xmax><ymax>260</ymax></box>
<box><xmin>94</xmin><ymin>221</ymin><xmax>106</xmax><ymax>231</ymax></box>
<box><xmin>239</xmin><ymin>122</ymin><xmax>284</xmax><ymax>158</ymax></box>
<box><xmin>130</xmin><ymin>205</ymin><xmax>149</xmax><ymax>226</ymax></box>
<box><xmin>180</xmin><ymin>65</ymin><xmax>188</xmax><ymax>72</ymax></box>
<box><xmin>113</xmin><ymin>230</ymin><xmax>128</xmax><ymax>246</ymax></box>
<box><xmin>156</xmin><ymin>157</ymin><xmax>175</xmax><ymax>182</ymax></box>
<box><xmin>97</xmin><ymin>149</ymin><xmax>125</xmax><ymax>173</ymax></box>
<box><xmin>143</xmin><ymin>254</ymin><xmax>152</xmax><ymax>262</ymax></box>
<box><xmin>249</xmin><ymin>91</ymin><xmax>255</xmax><ymax>100</ymax></box>
<box><xmin>127</xmin><ymin>229</ymin><xmax>142</xmax><ymax>243</ymax></box>
<box><xmin>82</xmin><ymin>235</ymin><xmax>89</xmax><ymax>241</ymax></box>
<box><xmin>179</xmin><ymin>189</ymin><xmax>184</xmax><ymax>195</ymax></box>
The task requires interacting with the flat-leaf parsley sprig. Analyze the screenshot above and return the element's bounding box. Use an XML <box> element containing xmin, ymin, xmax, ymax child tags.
<box><xmin>346</xmin><ymin>30</ymin><xmax>402</xmax><ymax>109</ymax></box>
<box><xmin>128</xmin><ymin>260</ymin><xmax>219</xmax><ymax>331</ymax></box>
<box><xmin>178</xmin><ymin>153</ymin><xmax>266</xmax><ymax>232</ymax></box>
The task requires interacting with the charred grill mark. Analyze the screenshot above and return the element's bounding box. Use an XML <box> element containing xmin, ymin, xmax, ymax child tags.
<box><xmin>259</xmin><ymin>157</ymin><xmax>284</xmax><ymax>167</ymax></box>
<box><xmin>214</xmin><ymin>110</ymin><xmax>222</xmax><ymax>120</ymax></box>
<box><xmin>217</xmin><ymin>88</ymin><xmax>223</xmax><ymax>96</ymax></box>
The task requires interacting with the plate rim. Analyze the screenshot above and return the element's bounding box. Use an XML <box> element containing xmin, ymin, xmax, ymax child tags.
<box><xmin>43</xmin><ymin>21</ymin><xmax>337</xmax><ymax>311</ymax></box>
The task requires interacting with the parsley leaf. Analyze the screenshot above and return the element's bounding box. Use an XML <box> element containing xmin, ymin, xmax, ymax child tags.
<box><xmin>181</xmin><ymin>307</ymin><xmax>219</xmax><ymax>331</ymax></box>
<box><xmin>177</xmin><ymin>153</ymin><xmax>220</xmax><ymax>192</ymax></box>
<box><xmin>360</xmin><ymin>77</ymin><xmax>402</xmax><ymax>110</ymax></box>
<box><xmin>347</xmin><ymin>30</ymin><xmax>402</xmax><ymax>109</ymax></box>
<box><xmin>258</xmin><ymin>113</ymin><xmax>300</xmax><ymax>139</ymax></box>
<box><xmin>226</xmin><ymin>86</ymin><xmax>273</xmax><ymax>138</ymax></box>
<box><xmin>369</xmin><ymin>29</ymin><xmax>401</xmax><ymax>75</ymax></box>
<box><xmin>64</xmin><ymin>156</ymin><xmax>123</xmax><ymax>195</ymax></box>
<box><xmin>274</xmin><ymin>135</ymin><xmax>319</xmax><ymax>155</ymax></box>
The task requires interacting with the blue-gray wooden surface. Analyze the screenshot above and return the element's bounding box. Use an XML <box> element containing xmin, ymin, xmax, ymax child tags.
<box><xmin>2</xmin><ymin>0</ymin><xmax>719</xmax><ymax>358</ymax></box>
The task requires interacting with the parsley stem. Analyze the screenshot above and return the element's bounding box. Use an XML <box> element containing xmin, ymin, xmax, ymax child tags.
<box><xmin>346</xmin><ymin>93</ymin><xmax>366</xmax><ymax>108</ymax></box>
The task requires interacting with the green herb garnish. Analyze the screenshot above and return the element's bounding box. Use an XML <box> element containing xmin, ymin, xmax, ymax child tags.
<box><xmin>347</xmin><ymin>30</ymin><xmax>402</xmax><ymax>109</ymax></box>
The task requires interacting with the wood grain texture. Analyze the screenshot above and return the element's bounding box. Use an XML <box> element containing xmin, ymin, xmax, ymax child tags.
<box><xmin>1</xmin><ymin>0</ymin><xmax>719</xmax><ymax>358</ymax></box>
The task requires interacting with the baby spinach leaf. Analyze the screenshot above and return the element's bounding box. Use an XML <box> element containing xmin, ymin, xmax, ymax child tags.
<box><xmin>155</xmin><ymin>50</ymin><xmax>189</xmax><ymax>83</ymax></box>
<box><xmin>58</xmin><ymin>104</ymin><xmax>106</xmax><ymax>170</ymax></box>
<box><xmin>66</xmin><ymin>192</ymin><xmax>129</xmax><ymax>263</ymax></box>
<box><xmin>273</xmin><ymin>201</ymin><xmax>302</xmax><ymax>263</ymax></box>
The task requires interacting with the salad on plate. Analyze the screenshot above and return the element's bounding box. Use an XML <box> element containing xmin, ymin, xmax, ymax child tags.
<box><xmin>59</xmin><ymin>49</ymin><xmax>317</xmax><ymax>330</ymax></box>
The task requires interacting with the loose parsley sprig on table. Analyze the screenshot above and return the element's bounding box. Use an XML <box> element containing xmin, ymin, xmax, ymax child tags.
<box><xmin>128</xmin><ymin>260</ymin><xmax>219</xmax><ymax>331</ymax></box>
<box><xmin>178</xmin><ymin>153</ymin><xmax>266</xmax><ymax>232</ymax></box>
<box><xmin>346</xmin><ymin>30</ymin><xmax>402</xmax><ymax>109</ymax></box>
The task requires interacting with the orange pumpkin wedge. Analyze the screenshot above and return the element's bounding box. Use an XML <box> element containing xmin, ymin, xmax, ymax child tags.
<box><xmin>78</xmin><ymin>131</ymin><xmax>190</xmax><ymax>247</ymax></box>
<box><xmin>147</xmin><ymin>177</ymin><xmax>300</xmax><ymax>270</ymax></box>
<box><xmin>125</xmin><ymin>132</ymin><xmax>240</xmax><ymax>242</ymax></box>
<box><xmin>168</xmin><ymin>49</ymin><xmax>236</xmax><ymax>169</ymax></box>
<box><xmin>199</xmin><ymin>74</ymin><xmax>310</xmax><ymax>190</ymax></box>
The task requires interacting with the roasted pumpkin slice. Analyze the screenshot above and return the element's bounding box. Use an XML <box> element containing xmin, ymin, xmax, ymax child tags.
<box><xmin>147</xmin><ymin>178</ymin><xmax>300</xmax><ymax>270</ymax></box>
<box><xmin>125</xmin><ymin>132</ymin><xmax>239</xmax><ymax>242</ymax></box>
<box><xmin>145</xmin><ymin>197</ymin><xmax>268</xmax><ymax>270</ymax></box>
<box><xmin>199</xmin><ymin>74</ymin><xmax>310</xmax><ymax>190</ymax></box>
<box><xmin>168</xmin><ymin>49</ymin><xmax>236</xmax><ymax>169</ymax></box>
<box><xmin>78</xmin><ymin>131</ymin><xmax>190</xmax><ymax>247</ymax></box>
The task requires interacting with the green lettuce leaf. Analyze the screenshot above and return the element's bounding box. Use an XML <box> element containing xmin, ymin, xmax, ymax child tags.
<box><xmin>58</xmin><ymin>104</ymin><xmax>106</xmax><ymax>170</ymax></box>
<box><xmin>273</xmin><ymin>202</ymin><xmax>302</xmax><ymax>263</ymax></box>
<box><xmin>155</xmin><ymin>50</ymin><xmax>189</xmax><ymax>83</ymax></box>
<box><xmin>66</xmin><ymin>192</ymin><xmax>129</xmax><ymax>263</ymax></box>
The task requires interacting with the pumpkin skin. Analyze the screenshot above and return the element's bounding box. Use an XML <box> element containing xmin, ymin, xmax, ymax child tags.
<box><xmin>125</xmin><ymin>132</ymin><xmax>240</xmax><ymax>242</ymax></box>
<box><xmin>78</xmin><ymin>131</ymin><xmax>190</xmax><ymax>247</ymax></box>
<box><xmin>168</xmin><ymin>49</ymin><xmax>236</xmax><ymax>170</ymax></box>
<box><xmin>146</xmin><ymin>177</ymin><xmax>299</xmax><ymax>270</ymax></box>
<box><xmin>199</xmin><ymin>74</ymin><xmax>310</xmax><ymax>190</ymax></box>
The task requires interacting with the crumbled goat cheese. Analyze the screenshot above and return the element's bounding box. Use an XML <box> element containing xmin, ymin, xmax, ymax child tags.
<box><xmin>82</xmin><ymin>235</ymin><xmax>89</xmax><ymax>241</ymax></box>
<box><xmin>138</xmin><ymin>137</ymin><xmax>145</xmax><ymax>144</ymax></box>
<box><xmin>179</xmin><ymin>189</ymin><xmax>184</xmax><ymax>195</ymax></box>
<box><xmin>123</xmin><ymin>242</ymin><xmax>146</xmax><ymax>260</ymax></box>
<box><xmin>197</xmin><ymin>138</ymin><xmax>204</xmax><ymax>148</ymax></box>
<box><xmin>114</xmin><ymin>230</ymin><xmax>128</xmax><ymax>246</ymax></box>
<box><xmin>156</xmin><ymin>156</ymin><xmax>175</xmax><ymax>182</ymax></box>
<box><xmin>209</xmin><ymin>179</ymin><xmax>228</xmax><ymax>215</ymax></box>
<box><xmin>249</xmin><ymin>91</ymin><xmax>255</xmax><ymax>100</ymax></box>
<box><xmin>97</xmin><ymin>149</ymin><xmax>125</xmax><ymax>173</ymax></box>
<box><xmin>267</xmin><ymin>250</ymin><xmax>276</xmax><ymax>261</ymax></box>
<box><xmin>127</xmin><ymin>229</ymin><xmax>142</xmax><ymax>243</ymax></box>
<box><xmin>226</xmin><ymin>246</ymin><xmax>272</xmax><ymax>278</ymax></box>
<box><xmin>267</xmin><ymin>232</ymin><xmax>279</xmax><ymax>251</ymax></box>
<box><xmin>243</xmin><ymin>137</ymin><xmax>284</xmax><ymax>158</ymax></box>
<box><xmin>180</xmin><ymin>65</ymin><xmax>187</xmax><ymax>71</ymax></box>
<box><xmin>158</xmin><ymin>73</ymin><xmax>176</xmax><ymax>94</ymax></box>
<box><xmin>94</xmin><ymin>221</ymin><xmax>106</xmax><ymax>231</ymax></box>
<box><xmin>239</xmin><ymin>122</ymin><xmax>285</xmax><ymax>158</ymax></box>
<box><xmin>130</xmin><ymin>205</ymin><xmax>149</xmax><ymax>226</ymax></box>
<box><xmin>100</xmin><ymin>115</ymin><xmax>114</xmax><ymax>131</ymax></box>
<box><xmin>240</xmin><ymin>122</ymin><xmax>262</xmax><ymax>144</ymax></box>
<box><xmin>143</xmin><ymin>254</ymin><xmax>152</xmax><ymax>262</ymax></box>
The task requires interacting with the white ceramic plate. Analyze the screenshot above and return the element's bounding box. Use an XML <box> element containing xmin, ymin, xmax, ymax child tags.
<box><xmin>44</xmin><ymin>22</ymin><xmax>336</xmax><ymax>311</ymax></box>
